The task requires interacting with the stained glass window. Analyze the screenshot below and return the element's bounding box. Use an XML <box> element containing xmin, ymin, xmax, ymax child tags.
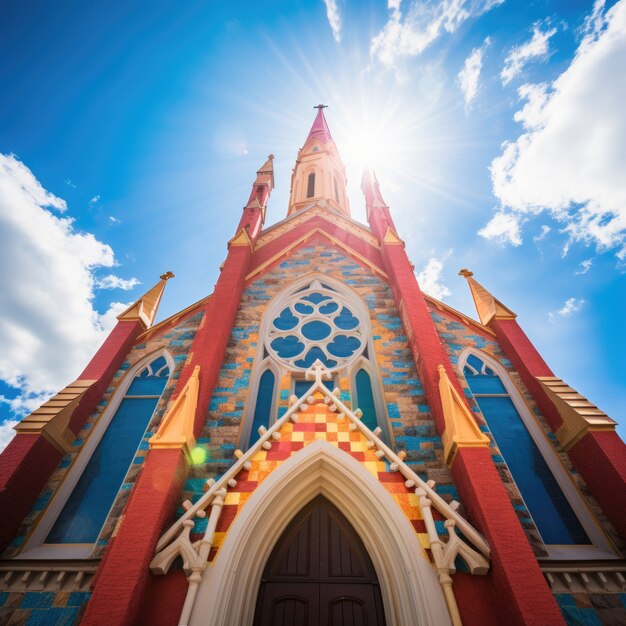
<box><xmin>464</xmin><ymin>354</ymin><xmax>588</xmax><ymax>545</ymax></box>
<box><xmin>45</xmin><ymin>356</ymin><xmax>170</xmax><ymax>544</ymax></box>
<box><xmin>266</xmin><ymin>280</ymin><xmax>364</xmax><ymax>371</ymax></box>
<box><xmin>249</xmin><ymin>369</ymin><xmax>276</xmax><ymax>447</ymax></box>
<box><xmin>355</xmin><ymin>369</ymin><xmax>378</xmax><ymax>431</ymax></box>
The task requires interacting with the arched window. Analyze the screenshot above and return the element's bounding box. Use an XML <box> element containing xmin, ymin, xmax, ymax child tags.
<box><xmin>354</xmin><ymin>368</ymin><xmax>378</xmax><ymax>431</ymax></box>
<box><xmin>307</xmin><ymin>172</ymin><xmax>315</xmax><ymax>198</ymax></box>
<box><xmin>248</xmin><ymin>369</ymin><xmax>276</xmax><ymax>448</ymax></box>
<box><xmin>461</xmin><ymin>351</ymin><xmax>611</xmax><ymax>554</ymax></box>
<box><xmin>41</xmin><ymin>355</ymin><xmax>171</xmax><ymax>548</ymax></box>
<box><xmin>334</xmin><ymin>176</ymin><xmax>340</xmax><ymax>203</ymax></box>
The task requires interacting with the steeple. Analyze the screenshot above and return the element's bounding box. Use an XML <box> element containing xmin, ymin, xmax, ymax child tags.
<box><xmin>361</xmin><ymin>168</ymin><xmax>402</xmax><ymax>245</ymax></box>
<box><xmin>458</xmin><ymin>269</ymin><xmax>516</xmax><ymax>327</ymax></box>
<box><xmin>232</xmin><ymin>154</ymin><xmax>275</xmax><ymax>247</ymax></box>
<box><xmin>306</xmin><ymin>104</ymin><xmax>334</xmax><ymax>144</ymax></box>
<box><xmin>287</xmin><ymin>106</ymin><xmax>350</xmax><ymax>217</ymax></box>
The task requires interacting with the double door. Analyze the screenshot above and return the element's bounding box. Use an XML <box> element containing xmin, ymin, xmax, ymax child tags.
<box><xmin>253</xmin><ymin>495</ymin><xmax>386</xmax><ymax>626</ymax></box>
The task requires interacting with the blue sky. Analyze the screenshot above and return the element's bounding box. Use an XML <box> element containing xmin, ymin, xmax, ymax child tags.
<box><xmin>1</xmin><ymin>0</ymin><xmax>624</xmax><ymax>447</ymax></box>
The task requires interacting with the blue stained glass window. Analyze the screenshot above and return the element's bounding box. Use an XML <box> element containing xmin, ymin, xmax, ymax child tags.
<box><xmin>303</xmin><ymin>292</ymin><xmax>330</xmax><ymax>304</ymax></box>
<box><xmin>327</xmin><ymin>335</ymin><xmax>361</xmax><ymax>358</ymax></box>
<box><xmin>319</xmin><ymin>302</ymin><xmax>339</xmax><ymax>314</ymax></box>
<box><xmin>249</xmin><ymin>370</ymin><xmax>275</xmax><ymax>448</ymax></box>
<box><xmin>294</xmin><ymin>302</ymin><xmax>314</xmax><ymax>314</ymax></box>
<box><xmin>465</xmin><ymin>355</ymin><xmax>589</xmax><ymax>546</ymax></box>
<box><xmin>266</xmin><ymin>282</ymin><xmax>365</xmax><ymax>371</ymax></box>
<box><xmin>355</xmin><ymin>369</ymin><xmax>378</xmax><ymax>431</ymax></box>
<box><xmin>274</xmin><ymin>308</ymin><xmax>298</xmax><ymax>330</ymax></box>
<box><xmin>46</xmin><ymin>358</ymin><xmax>169</xmax><ymax>544</ymax></box>
<box><xmin>271</xmin><ymin>336</ymin><xmax>305</xmax><ymax>358</ymax></box>
<box><xmin>464</xmin><ymin>374</ymin><xmax>506</xmax><ymax>395</ymax></box>
<box><xmin>294</xmin><ymin>347</ymin><xmax>337</xmax><ymax>369</ymax></box>
<box><xmin>334</xmin><ymin>307</ymin><xmax>359</xmax><ymax>330</ymax></box>
<box><xmin>294</xmin><ymin>379</ymin><xmax>334</xmax><ymax>398</ymax></box>
<box><xmin>301</xmin><ymin>321</ymin><xmax>331</xmax><ymax>340</ymax></box>
<box><xmin>466</xmin><ymin>354</ymin><xmax>484</xmax><ymax>372</ymax></box>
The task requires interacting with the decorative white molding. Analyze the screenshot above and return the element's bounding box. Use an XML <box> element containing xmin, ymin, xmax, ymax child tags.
<box><xmin>0</xmin><ymin>560</ymin><xmax>98</xmax><ymax>593</ymax></box>
<box><xmin>152</xmin><ymin>360</ymin><xmax>490</xmax><ymax>626</ymax></box>
<box><xmin>542</xmin><ymin>562</ymin><xmax>626</xmax><ymax>594</ymax></box>
<box><xmin>457</xmin><ymin>347</ymin><xmax>617</xmax><ymax>558</ymax></box>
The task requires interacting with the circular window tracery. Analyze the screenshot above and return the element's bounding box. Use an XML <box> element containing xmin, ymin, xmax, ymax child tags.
<box><xmin>265</xmin><ymin>280</ymin><xmax>365</xmax><ymax>371</ymax></box>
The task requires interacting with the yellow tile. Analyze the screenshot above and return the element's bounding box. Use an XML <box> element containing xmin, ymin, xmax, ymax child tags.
<box><xmin>417</xmin><ymin>533</ymin><xmax>431</xmax><ymax>550</ymax></box>
<box><xmin>224</xmin><ymin>492</ymin><xmax>241</xmax><ymax>505</ymax></box>
<box><xmin>364</xmin><ymin>461</ymin><xmax>379</xmax><ymax>477</ymax></box>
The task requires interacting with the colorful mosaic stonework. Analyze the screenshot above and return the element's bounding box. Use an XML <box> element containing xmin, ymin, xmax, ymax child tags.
<box><xmin>0</xmin><ymin>590</ymin><xmax>91</xmax><ymax>626</ymax></box>
<box><xmin>180</xmin><ymin>245</ymin><xmax>463</xmax><ymax>527</ymax></box>
<box><xmin>1</xmin><ymin>311</ymin><xmax>204</xmax><ymax>565</ymax></box>
<box><xmin>194</xmin><ymin>391</ymin><xmax>442</xmax><ymax>565</ymax></box>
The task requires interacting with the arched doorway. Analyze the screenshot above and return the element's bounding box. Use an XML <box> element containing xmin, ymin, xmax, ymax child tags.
<box><xmin>253</xmin><ymin>495</ymin><xmax>386</xmax><ymax>626</ymax></box>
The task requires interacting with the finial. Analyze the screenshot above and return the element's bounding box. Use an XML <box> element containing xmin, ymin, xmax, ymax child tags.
<box><xmin>314</xmin><ymin>104</ymin><xmax>328</xmax><ymax>109</ymax></box>
<box><xmin>160</xmin><ymin>271</ymin><xmax>175</xmax><ymax>281</ymax></box>
<box><xmin>268</xmin><ymin>153</ymin><xmax>274</xmax><ymax>160</ymax></box>
<box><xmin>458</xmin><ymin>268</ymin><xmax>473</xmax><ymax>278</ymax></box>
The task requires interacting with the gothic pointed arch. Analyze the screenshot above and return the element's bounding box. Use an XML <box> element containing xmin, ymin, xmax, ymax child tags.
<box><xmin>19</xmin><ymin>349</ymin><xmax>174</xmax><ymax>559</ymax></box>
<box><xmin>189</xmin><ymin>440</ymin><xmax>451</xmax><ymax>626</ymax></box>
<box><xmin>457</xmin><ymin>347</ymin><xmax>615</xmax><ymax>559</ymax></box>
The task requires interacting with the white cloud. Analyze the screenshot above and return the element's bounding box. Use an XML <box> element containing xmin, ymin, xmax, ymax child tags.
<box><xmin>95</xmin><ymin>275</ymin><xmax>141</xmax><ymax>291</ymax></box>
<box><xmin>501</xmin><ymin>22</ymin><xmax>557</xmax><ymax>85</ymax></box>
<box><xmin>478</xmin><ymin>211</ymin><xmax>522</xmax><ymax>246</ymax></box>
<box><xmin>109</xmin><ymin>216</ymin><xmax>121</xmax><ymax>225</ymax></box>
<box><xmin>488</xmin><ymin>0</ymin><xmax>626</xmax><ymax>259</ymax></box>
<box><xmin>0</xmin><ymin>153</ymin><xmax>127</xmax><ymax>419</ymax></box>
<box><xmin>416</xmin><ymin>256</ymin><xmax>452</xmax><ymax>300</ymax></box>
<box><xmin>575</xmin><ymin>258</ymin><xmax>593</xmax><ymax>274</ymax></box>
<box><xmin>533</xmin><ymin>224</ymin><xmax>551</xmax><ymax>242</ymax></box>
<box><xmin>457</xmin><ymin>38</ymin><xmax>491</xmax><ymax>109</ymax></box>
<box><xmin>550</xmin><ymin>297</ymin><xmax>585</xmax><ymax>320</ymax></box>
<box><xmin>0</xmin><ymin>419</ymin><xmax>18</xmax><ymax>453</ymax></box>
<box><xmin>370</xmin><ymin>0</ymin><xmax>503</xmax><ymax>70</ymax></box>
<box><xmin>89</xmin><ymin>194</ymin><xmax>100</xmax><ymax>207</ymax></box>
<box><xmin>322</xmin><ymin>0</ymin><xmax>342</xmax><ymax>43</ymax></box>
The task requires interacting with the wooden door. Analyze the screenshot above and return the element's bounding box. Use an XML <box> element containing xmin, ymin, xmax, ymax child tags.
<box><xmin>253</xmin><ymin>495</ymin><xmax>386</xmax><ymax>626</ymax></box>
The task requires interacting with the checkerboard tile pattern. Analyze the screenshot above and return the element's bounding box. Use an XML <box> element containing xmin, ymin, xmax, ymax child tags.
<box><xmin>192</xmin><ymin>392</ymin><xmax>443</xmax><ymax>564</ymax></box>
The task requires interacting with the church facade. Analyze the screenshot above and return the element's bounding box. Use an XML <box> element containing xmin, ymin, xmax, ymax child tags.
<box><xmin>1</xmin><ymin>108</ymin><xmax>625</xmax><ymax>625</ymax></box>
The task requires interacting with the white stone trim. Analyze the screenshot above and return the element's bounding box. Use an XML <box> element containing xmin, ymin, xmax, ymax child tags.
<box><xmin>152</xmin><ymin>360</ymin><xmax>490</xmax><ymax>626</ymax></box>
<box><xmin>457</xmin><ymin>347</ymin><xmax>617</xmax><ymax>559</ymax></box>
<box><xmin>189</xmin><ymin>440</ymin><xmax>451</xmax><ymax>626</ymax></box>
<box><xmin>17</xmin><ymin>349</ymin><xmax>174</xmax><ymax>560</ymax></box>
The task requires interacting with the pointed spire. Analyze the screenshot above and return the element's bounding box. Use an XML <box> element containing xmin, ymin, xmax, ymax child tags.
<box><xmin>117</xmin><ymin>271</ymin><xmax>174</xmax><ymax>329</ymax></box>
<box><xmin>288</xmin><ymin>107</ymin><xmax>350</xmax><ymax>216</ymax></box>
<box><xmin>149</xmin><ymin>365</ymin><xmax>200</xmax><ymax>458</ymax></box>
<box><xmin>458</xmin><ymin>269</ymin><xmax>516</xmax><ymax>327</ymax></box>
<box><xmin>306</xmin><ymin>104</ymin><xmax>334</xmax><ymax>145</ymax></box>
<box><xmin>438</xmin><ymin>364</ymin><xmax>490</xmax><ymax>464</ymax></box>
<box><xmin>361</xmin><ymin>169</ymin><xmax>388</xmax><ymax>209</ymax></box>
<box><xmin>255</xmin><ymin>153</ymin><xmax>275</xmax><ymax>191</ymax></box>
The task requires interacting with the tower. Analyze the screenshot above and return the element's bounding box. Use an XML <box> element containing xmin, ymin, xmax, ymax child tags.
<box><xmin>0</xmin><ymin>108</ymin><xmax>625</xmax><ymax>626</ymax></box>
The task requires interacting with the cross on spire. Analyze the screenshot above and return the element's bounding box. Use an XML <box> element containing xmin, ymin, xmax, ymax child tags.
<box><xmin>314</xmin><ymin>104</ymin><xmax>328</xmax><ymax>110</ymax></box>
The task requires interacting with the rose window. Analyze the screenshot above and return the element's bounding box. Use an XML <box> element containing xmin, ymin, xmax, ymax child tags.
<box><xmin>266</xmin><ymin>281</ymin><xmax>364</xmax><ymax>371</ymax></box>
